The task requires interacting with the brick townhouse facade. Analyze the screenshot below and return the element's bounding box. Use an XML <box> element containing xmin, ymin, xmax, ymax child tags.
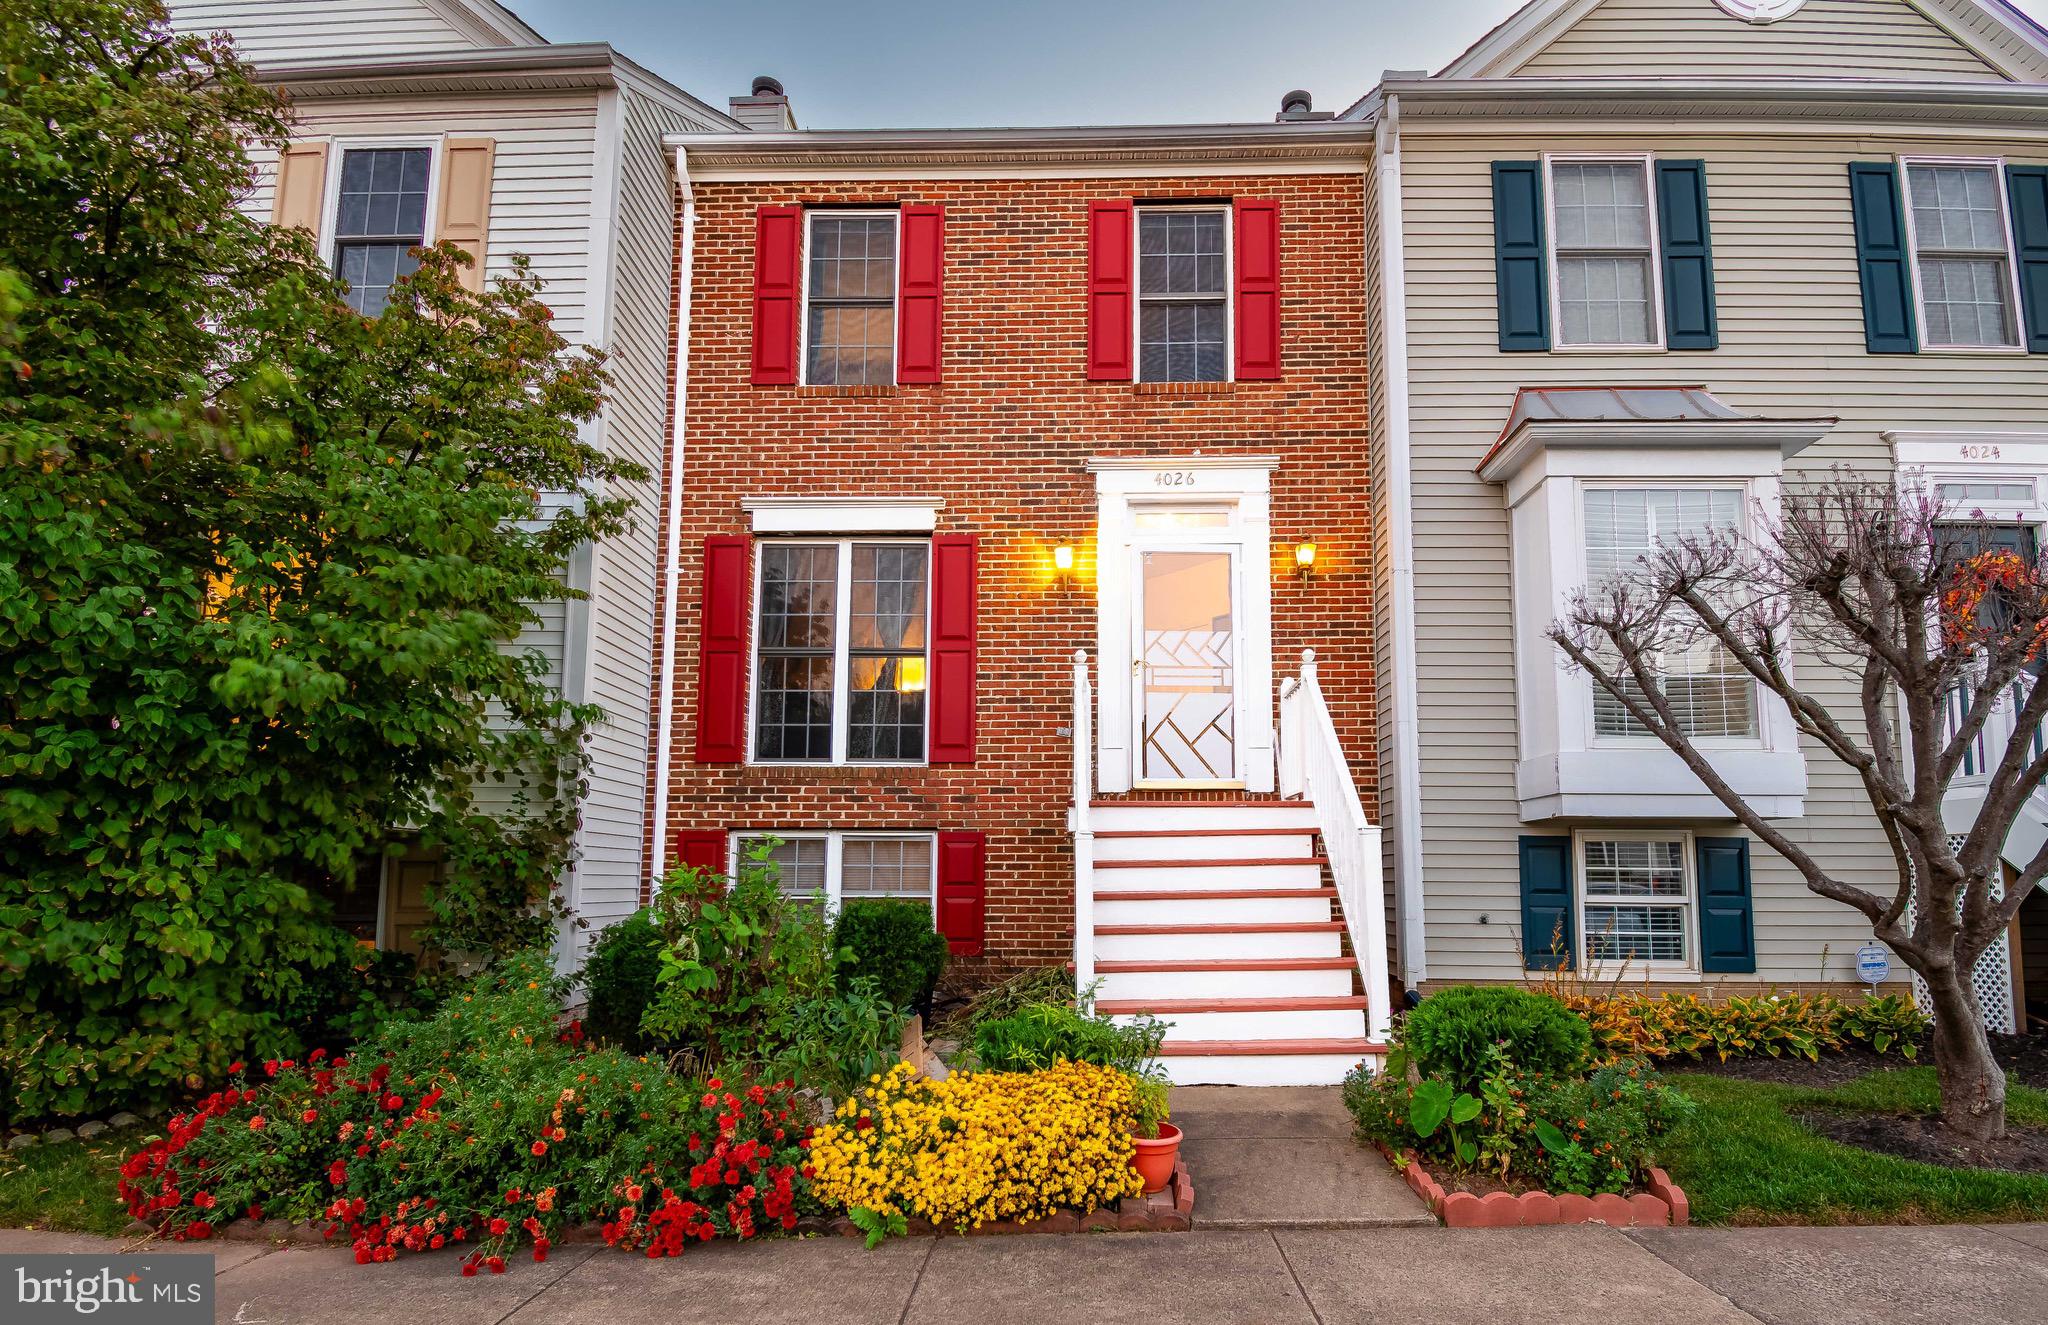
<box><xmin>640</xmin><ymin>119</ymin><xmax>1388</xmax><ymax>1079</ymax></box>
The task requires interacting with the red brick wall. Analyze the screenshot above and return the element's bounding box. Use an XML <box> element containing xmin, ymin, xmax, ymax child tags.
<box><xmin>644</xmin><ymin>172</ymin><xmax>1375</xmax><ymax>978</ymax></box>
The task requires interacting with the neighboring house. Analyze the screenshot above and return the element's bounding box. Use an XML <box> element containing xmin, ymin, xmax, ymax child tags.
<box><xmin>1354</xmin><ymin>0</ymin><xmax>2048</xmax><ymax>1031</ymax></box>
<box><xmin>166</xmin><ymin>0</ymin><xmax>740</xmax><ymax>965</ymax></box>
<box><xmin>648</xmin><ymin>110</ymin><xmax>1394</xmax><ymax>1083</ymax></box>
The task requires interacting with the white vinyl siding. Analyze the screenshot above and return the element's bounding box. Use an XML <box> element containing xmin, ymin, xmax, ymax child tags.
<box><xmin>1382</xmin><ymin>128</ymin><xmax>2048</xmax><ymax>987</ymax></box>
<box><xmin>1510</xmin><ymin>0</ymin><xmax>2010</xmax><ymax>82</ymax></box>
<box><xmin>167</xmin><ymin>0</ymin><xmax>493</xmax><ymax>62</ymax></box>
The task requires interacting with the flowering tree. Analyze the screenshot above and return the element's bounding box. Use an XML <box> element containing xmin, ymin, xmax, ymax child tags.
<box><xmin>1552</xmin><ymin>474</ymin><xmax>2046</xmax><ymax>1141</ymax></box>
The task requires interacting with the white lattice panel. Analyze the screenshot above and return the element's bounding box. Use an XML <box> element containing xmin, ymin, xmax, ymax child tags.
<box><xmin>1911</xmin><ymin>837</ymin><xmax>2016</xmax><ymax>1034</ymax></box>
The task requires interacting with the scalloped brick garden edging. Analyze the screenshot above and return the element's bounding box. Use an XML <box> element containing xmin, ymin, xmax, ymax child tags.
<box><xmin>1371</xmin><ymin>1141</ymin><xmax>1688</xmax><ymax>1229</ymax></box>
<box><xmin>132</xmin><ymin>1157</ymin><xmax>1197</xmax><ymax>1247</ymax></box>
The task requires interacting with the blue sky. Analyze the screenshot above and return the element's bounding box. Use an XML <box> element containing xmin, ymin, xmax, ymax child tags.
<box><xmin>504</xmin><ymin>0</ymin><xmax>2048</xmax><ymax>128</ymax></box>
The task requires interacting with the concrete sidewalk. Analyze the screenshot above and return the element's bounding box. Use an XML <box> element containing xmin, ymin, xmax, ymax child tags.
<box><xmin>9</xmin><ymin>1222</ymin><xmax>2048</xmax><ymax>1324</ymax></box>
<box><xmin>1168</xmin><ymin>1084</ymin><xmax>1433</xmax><ymax>1228</ymax></box>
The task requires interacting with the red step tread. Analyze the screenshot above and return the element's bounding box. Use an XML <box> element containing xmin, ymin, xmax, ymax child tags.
<box><xmin>1095</xmin><ymin>921</ymin><xmax>1344</xmax><ymax>935</ymax></box>
<box><xmin>1098</xmin><ymin>996</ymin><xmax>1368</xmax><ymax>1014</ymax></box>
<box><xmin>1159</xmin><ymin>1038</ymin><xmax>1388</xmax><ymax>1057</ymax></box>
<box><xmin>1095</xmin><ymin>887</ymin><xmax>1336</xmax><ymax>902</ymax></box>
<box><xmin>1095</xmin><ymin>856</ymin><xmax>1327</xmax><ymax>870</ymax></box>
<box><xmin>1090</xmin><ymin>798</ymin><xmax>1297</xmax><ymax>808</ymax></box>
<box><xmin>1096</xmin><ymin>957</ymin><xmax>1356</xmax><ymax>973</ymax></box>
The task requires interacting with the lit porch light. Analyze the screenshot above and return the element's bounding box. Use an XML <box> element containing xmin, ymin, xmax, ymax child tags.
<box><xmin>1294</xmin><ymin>540</ymin><xmax>1317</xmax><ymax>576</ymax></box>
<box><xmin>1053</xmin><ymin>544</ymin><xmax>1076</xmax><ymax>576</ymax></box>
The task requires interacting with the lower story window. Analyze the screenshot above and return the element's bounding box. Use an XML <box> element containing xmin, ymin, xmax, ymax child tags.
<box><xmin>1579</xmin><ymin>832</ymin><xmax>1693</xmax><ymax>969</ymax></box>
<box><xmin>732</xmin><ymin>830</ymin><xmax>935</xmax><ymax>911</ymax></box>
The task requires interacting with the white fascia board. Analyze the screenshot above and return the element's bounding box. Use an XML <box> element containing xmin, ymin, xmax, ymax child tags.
<box><xmin>741</xmin><ymin>497</ymin><xmax>944</xmax><ymax>534</ymax></box>
<box><xmin>1479</xmin><ymin>420</ymin><xmax>1837</xmax><ymax>490</ymax></box>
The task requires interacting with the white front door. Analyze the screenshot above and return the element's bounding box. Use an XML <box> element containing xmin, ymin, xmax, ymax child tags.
<box><xmin>1133</xmin><ymin>545</ymin><xmax>1239</xmax><ymax>784</ymax></box>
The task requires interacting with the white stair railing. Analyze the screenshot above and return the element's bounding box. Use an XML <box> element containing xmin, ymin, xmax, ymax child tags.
<box><xmin>1278</xmin><ymin>649</ymin><xmax>1393</xmax><ymax>1043</ymax></box>
<box><xmin>1071</xmin><ymin>650</ymin><xmax>1096</xmax><ymax>997</ymax></box>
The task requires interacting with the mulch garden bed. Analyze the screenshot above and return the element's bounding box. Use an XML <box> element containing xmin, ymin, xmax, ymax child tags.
<box><xmin>1674</xmin><ymin>1031</ymin><xmax>2048</xmax><ymax>1092</ymax></box>
<box><xmin>1792</xmin><ymin>1110</ymin><xmax>2048</xmax><ymax>1176</ymax></box>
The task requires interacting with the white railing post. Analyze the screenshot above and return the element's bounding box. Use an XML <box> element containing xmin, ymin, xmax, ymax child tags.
<box><xmin>1071</xmin><ymin>650</ymin><xmax>1095</xmax><ymax>998</ymax></box>
<box><xmin>1289</xmin><ymin>649</ymin><xmax>1395</xmax><ymax>1046</ymax></box>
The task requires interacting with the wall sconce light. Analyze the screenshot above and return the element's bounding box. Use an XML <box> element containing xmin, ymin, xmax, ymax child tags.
<box><xmin>1294</xmin><ymin>540</ymin><xmax>1317</xmax><ymax>578</ymax></box>
<box><xmin>1052</xmin><ymin>544</ymin><xmax>1076</xmax><ymax>577</ymax></box>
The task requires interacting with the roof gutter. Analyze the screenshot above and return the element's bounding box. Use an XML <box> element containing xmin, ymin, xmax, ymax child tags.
<box><xmin>1379</xmin><ymin>74</ymin><xmax>2048</xmax><ymax>115</ymax></box>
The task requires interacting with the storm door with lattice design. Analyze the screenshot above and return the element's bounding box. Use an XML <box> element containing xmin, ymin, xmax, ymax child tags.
<box><xmin>1135</xmin><ymin>547</ymin><xmax>1238</xmax><ymax>782</ymax></box>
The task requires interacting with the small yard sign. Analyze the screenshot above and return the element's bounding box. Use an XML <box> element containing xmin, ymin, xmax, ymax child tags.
<box><xmin>1857</xmin><ymin>943</ymin><xmax>1890</xmax><ymax>988</ymax></box>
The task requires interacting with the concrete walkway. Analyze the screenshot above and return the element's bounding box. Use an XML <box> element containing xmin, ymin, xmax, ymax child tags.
<box><xmin>9</xmin><ymin>1223</ymin><xmax>2048</xmax><ymax>1324</ymax></box>
<box><xmin>1169</xmin><ymin>1084</ymin><xmax>1433</xmax><ymax>1227</ymax></box>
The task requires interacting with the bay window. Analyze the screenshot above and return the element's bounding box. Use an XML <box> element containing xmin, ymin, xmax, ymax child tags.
<box><xmin>752</xmin><ymin>539</ymin><xmax>929</xmax><ymax>764</ymax></box>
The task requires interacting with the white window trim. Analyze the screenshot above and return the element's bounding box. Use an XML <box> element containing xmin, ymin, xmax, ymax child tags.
<box><xmin>1542</xmin><ymin>152</ymin><xmax>1667</xmax><ymax>353</ymax></box>
<box><xmin>1131</xmin><ymin>202</ymin><xmax>1235</xmax><ymax>384</ymax></box>
<box><xmin>797</xmin><ymin>208</ymin><xmax>901</xmax><ymax>387</ymax></box>
<box><xmin>742</xmin><ymin>497</ymin><xmax>941</xmax><ymax>535</ymax></box>
<box><xmin>1576</xmin><ymin>479</ymin><xmax>1764</xmax><ymax>753</ymax></box>
<box><xmin>1898</xmin><ymin>154</ymin><xmax>2028</xmax><ymax>356</ymax></box>
<box><xmin>746</xmin><ymin>535</ymin><xmax>932</xmax><ymax>767</ymax></box>
<box><xmin>316</xmin><ymin>135</ymin><xmax>445</xmax><ymax>271</ymax></box>
<box><xmin>1575</xmin><ymin>827</ymin><xmax>1700</xmax><ymax>979</ymax></box>
<box><xmin>727</xmin><ymin>829</ymin><xmax>937</xmax><ymax>914</ymax></box>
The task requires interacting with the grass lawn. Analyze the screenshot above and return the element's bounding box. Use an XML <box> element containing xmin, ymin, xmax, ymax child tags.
<box><xmin>0</xmin><ymin>1133</ymin><xmax>137</xmax><ymax>1237</ymax></box>
<box><xmin>1661</xmin><ymin>1065</ymin><xmax>2048</xmax><ymax>1226</ymax></box>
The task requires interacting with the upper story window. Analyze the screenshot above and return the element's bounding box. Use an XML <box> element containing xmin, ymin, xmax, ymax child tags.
<box><xmin>334</xmin><ymin>147</ymin><xmax>431</xmax><ymax>317</ymax></box>
<box><xmin>1548</xmin><ymin>158</ymin><xmax>1662</xmax><ymax>349</ymax></box>
<box><xmin>1137</xmin><ymin>206</ymin><xmax>1229</xmax><ymax>382</ymax></box>
<box><xmin>1903</xmin><ymin>161</ymin><xmax>2024</xmax><ymax>351</ymax></box>
<box><xmin>804</xmin><ymin>211</ymin><xmax>898</xmax><ymax>385</ymax></box>
<box><xmin>1584</xmin><ymin>486</ymin><xmax>1755</xmax><ymax>740</ymax></box>
<box><xmin>753</xmin><ymin>539</ymin><xmax>929</xmax><ymax>764</ymax></box>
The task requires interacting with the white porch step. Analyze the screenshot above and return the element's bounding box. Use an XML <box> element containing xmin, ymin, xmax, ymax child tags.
<box><xmin>1157</xmin><ymin>1038</ymin><xmax>1386</xmax><ymax>1087</ymax></box>
<box><xmin>1094</xmin><ymin>957</ymin><xmax>1356</xmax><ymax>1002</ymax></box>
<box><xmin>1089</xmin><ymin>801</ymin><xmax>1317</xmax><ymax>832</ymax></box>
<box><xmin>1094</xmin><ymin>888</ymin><xmax>1336</xmax><ymax>927</ymax></box>
<box><xmin>1102</xmin><ymin>996</ymin><xmax>1369</xmax><ymax>1042</ymax></box>
<box><xmin>1091</xmin><ymin>859</ymin><xmax>1326</xmax><ymax>892</ymax></box>
<box><xmin>1093</xmin><ymin>828</ymin><xmax>1317</xmax><ymax>862</ymax></box>
<box><xmin>1093</xmin><ymin>921</ymin><xmax>1345</xmax><ymax>962</ymax></box>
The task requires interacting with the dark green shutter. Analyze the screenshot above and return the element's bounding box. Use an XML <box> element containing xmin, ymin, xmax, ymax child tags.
<box><xmin>1848</xmin><ymin>162</ymin><xmax>1918</xmax><ymax>354</ymax></box>
<box><xmin>1493</xmin><ymin>161</ymin><xmax>1551</xmax><ymax>352</ymax></box>
<box><xmin>1656</xmin><ymin>160</ymin><xmax>1718</xmax><ymax>350</ymax></box>
<box><xmin>1518</xmin><ymin>835</ymin><xmax>1574</xmax><ymax>971</ymax></box>
<box><xmin>1696</xmin><ymin>837</ymin><xmax>1757</xmax><ymax>974</ymax></box>
<box><xmin>2008</xmin><ymin>164</ymin><xmax>2048</xmax><ymax>354</ymax></box>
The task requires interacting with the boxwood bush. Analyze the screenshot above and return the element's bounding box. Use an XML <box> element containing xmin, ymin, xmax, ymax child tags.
<box><xmin>1402</xmin><ymin>985</ymin><xmax>1591</xmax><ymax>1090</ymax></box>
<box><xmin>580</xmin><ymin>910</ymin><xmax>664</xmax><ymax>1048</ymax></box>
<box><xmin>832</xmin><ymin>901</ymin><xmax>950</xmax><ymax>1018</ymax></box>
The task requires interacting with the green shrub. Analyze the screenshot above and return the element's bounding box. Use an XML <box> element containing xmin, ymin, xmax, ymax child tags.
<box><xmin>833</xmin><ymin>901</ymin><xmax>949</xmax><ymax>1015</ymax></box>
<box><xmin>581</xmin><ymin>911</ymin><xmax>665</xmax><ymax>1049</ymax></box>
<box><xmin>970</xmin><ymin>1003</ymin><xmax>1166</xmax><ymax>1074</ymax></box>
<box><xmin>758</xmin><ymin>974</ymin><xmax>907</xmax><ymax>1100</ymax></box>
<box><xmin>1402</xmin><ymin>986</ymin><xmax>1591</xmax><ymax>1091</ymax></box>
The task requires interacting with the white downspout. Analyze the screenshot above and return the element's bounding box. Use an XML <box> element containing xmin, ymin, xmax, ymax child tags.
<box><xmin>647</xmin><ymin>148</ymin><xmax>696</xmax><ymax>896</ymax></box>
<box><xmin>1375</xmin><ymin>96</ymin><xmax>1428</xmax><ymax>989</ymax></box>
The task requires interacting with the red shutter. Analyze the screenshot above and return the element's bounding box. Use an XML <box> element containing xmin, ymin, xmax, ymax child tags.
<box><xmin>927</xmin><ymin>533</ymin><xmax>978</xmax><ymax>763</ymax></box>
<box><xmin>694</xmin><ymin>536</ymin><xmax>749</xmax><ymax>763</ymax></box>
<box><xmin>935</xmin><ymin>831</ymin><xmax>986</xmax><ymax>956</ymax></box>
<box><xmin>675</xmin><ymin>830</ymin><xmax>728</xmax><ymax>881</ymax></box>
<box><xmin>1085</xmin><ymin>199</ymin><xmax>1134</xmax><ymax>381</ymax></box>
<box><xmin>897</xmin><ymin>203</ymin><xmax>945</xmax><ymax>384</ymax></box>
<box><xmin>1234</xmin><ymin>198</ymin><xmax>1281</xmax><ymax>380</ymax></box>
<box><xmin>751</xmin><ymin>205</ymin><xmax>802</xmax><ymax>385</ymax></box>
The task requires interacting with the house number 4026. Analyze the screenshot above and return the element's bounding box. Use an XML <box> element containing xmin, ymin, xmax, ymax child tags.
<box><xmin>1153</xmin><ymin>471</ymin><xmax>1198</xmax><ymax>487</ymax></box>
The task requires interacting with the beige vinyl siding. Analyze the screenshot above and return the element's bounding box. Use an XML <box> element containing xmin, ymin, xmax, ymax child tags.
<box><xmin>168</xmin><ymin>0</ymin><xmax>490</xmax><ymax>62</ymax></box>
<box><xmin>1363</xmin><ymin>158</ymin><xmax>1404</xmax><ymax>975</ymax></box>
<box><xmin>566</xmin><ymin>87</ymin><xmax>725</xmax><ymax>943</ymax></box>
<box><xmin>1514</xmin><ymin>0</ymin><xmax>2009</xmax><ymax>82</ymax></box>
<box><xmin>1397</xmin><ymin>129</ymin><xmax>2048</xmax><ymax>986</ymax></box>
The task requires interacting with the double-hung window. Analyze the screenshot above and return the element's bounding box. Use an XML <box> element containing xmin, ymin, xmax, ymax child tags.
<box><xmin>1548</xmin><ymin>157</ymin><xmax>1662</xmax><ymax>348</ymax></box>
<box><xmin>1584</xmin><ymin>486</ymin><xmax>1755</xmax><ymax>740</ymax></box>
<box><xmin>1903</xmin><ymin>160</ymin><xmax>2024</xmax><ymax>350</ymax></box>
<box><xmin>1578</xmin><ymin>832</ymin><xmax>1695</xmax><ymax>969</ymax></box>
<box><xmin>1137</xmin><ymin>206</ymin><xmax>1229</xmax><ymax>382</ymax></box>
<box><xmin>732</xmin><ymin>831</ymin><xmax>935</xmax><ymax>910</ymax></box>
<box><xmin>333</xmin><ymin>147</ymin><xmax>432</xmax><ymax>317</ymax></box>
<box><xmin>805</xmin><ymin>211</ymin><xmax>898</xmax><ymax>385</ymax></box>
<box><xmin>752</xmin><ymin>539</ymin><xmax>930</xmax><ymax>763</ymax></box>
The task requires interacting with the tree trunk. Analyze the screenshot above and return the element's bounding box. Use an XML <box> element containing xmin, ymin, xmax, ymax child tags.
<box><xmin>1926</xmin><ymin>968</ymin><xmax>2007</xmax><ymax>1141</ymax></box>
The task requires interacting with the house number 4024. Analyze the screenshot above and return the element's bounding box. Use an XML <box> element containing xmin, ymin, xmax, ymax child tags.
<box><xmin>1153</xmin><ymin>471</ymin><xmax>1198</xmax><ymax>487</ymax></box>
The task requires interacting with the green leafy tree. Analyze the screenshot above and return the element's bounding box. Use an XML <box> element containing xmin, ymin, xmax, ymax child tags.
<box><xmin>0</xmin><ymin>1</ymin><xmax>641</xmax><ymax>1120</ymax></box>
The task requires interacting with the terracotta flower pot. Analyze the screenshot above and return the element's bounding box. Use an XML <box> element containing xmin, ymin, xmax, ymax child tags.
<box><xmin>1131</xmin><ymin>1121</ymin><xmax>1182</xmax><ymax>1194</ymax></box>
